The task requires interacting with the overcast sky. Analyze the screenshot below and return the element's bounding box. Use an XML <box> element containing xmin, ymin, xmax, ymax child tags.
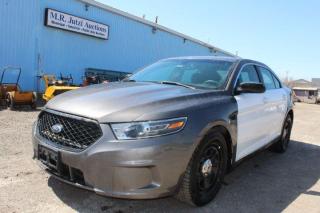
<box><xmin>97</xmin><ymin>0</ymin><xmax>320</xmax><ymax>81</ymax></box>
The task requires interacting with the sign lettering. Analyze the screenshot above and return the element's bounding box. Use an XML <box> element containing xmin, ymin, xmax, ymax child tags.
<box><xmin>45</xmin><ymin>8</ymin><xmax>109</xmax><ymax>40</ymax></box>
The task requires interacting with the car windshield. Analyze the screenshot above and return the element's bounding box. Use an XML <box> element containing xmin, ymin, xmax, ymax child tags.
<box><xmin>129</xmin><ymin>59</ymin><xmax>235</xmax><ymax>90</ymax></box>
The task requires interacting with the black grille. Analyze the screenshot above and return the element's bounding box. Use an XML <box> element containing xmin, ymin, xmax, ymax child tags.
<box><xmin>38</xmin><ymin>111</ymin><xmax>102</xmax><ymax>150</ymax></box>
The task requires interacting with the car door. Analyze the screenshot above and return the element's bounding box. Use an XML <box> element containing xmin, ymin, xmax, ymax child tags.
<box><xmin>271</xmin><ymin>71</ymin><xmax>288</xmax><ymax>136</ymax></box>
<box><xmin>234</xmin><ymin>64</ymin><xmax>269</xmax><ymax>161</ymax></box>
<box><xmin>257</xmin><ymin>66</ymin><xmax>287</xmax><ymax>140</ymax></box>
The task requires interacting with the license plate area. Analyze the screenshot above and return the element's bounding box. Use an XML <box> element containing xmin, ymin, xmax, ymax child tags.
<box><xmin>38</xmin><ymin>145</ymin><xmax>60</xmax><ymax>170</ymax></box>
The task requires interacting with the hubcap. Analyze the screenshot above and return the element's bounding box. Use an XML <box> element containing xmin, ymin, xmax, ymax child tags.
<box><xmin>201</xmin><ymin>159</ymin><xmax>213</xmax><ymax>176</ymax></box>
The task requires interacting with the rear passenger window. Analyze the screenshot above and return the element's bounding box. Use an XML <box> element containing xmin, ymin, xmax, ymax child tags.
<box><xmin>272</xmin><ymin>74</ymin><xmax>281</xmax><ymax>88</ymax></box>
<box><xmin>258</xmin><ymin>67</ymin><xmax>276</xmax><ymax>90</ymax></box>
<box><xmin>237</xmin><ymin>65</ymin><xmax>260</xmax><ymax>85</ymax></box>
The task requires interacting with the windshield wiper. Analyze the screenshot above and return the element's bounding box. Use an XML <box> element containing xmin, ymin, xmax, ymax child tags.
<box><xmin>160</xmin><ymin>81</ymin><xmax>196</xmax><ymax>89</ymax></box>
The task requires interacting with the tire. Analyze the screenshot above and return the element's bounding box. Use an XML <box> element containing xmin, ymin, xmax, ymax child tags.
<box><xmin>176</xmin><ymin>130</ymin><xmax>228</xmax><ymax>206</ymax></box>
<box><xmin>31</xmin><ymin>92</ymin><xmax>37</xmax><ymax>109</ymax></box>
<box><xmin>31</xmin><ymin>102</ymin><xmax>37</xmax><ymax>109</ymax></box>
<box><xmin>6</xmin><ymin>93</ymin><xmax>14</xmax><ymax>110</ymax></box>
<box><xmin>1</xmin><ymin>99</ymin><xmax>8</xmax><ymax>109</ymax></box>
<box><xmin>271</xmin><ymin>115</ymin><xmax>293</xmax><ymax>153</ymax></box>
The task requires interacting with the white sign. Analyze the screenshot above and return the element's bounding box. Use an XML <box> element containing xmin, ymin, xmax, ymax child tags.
<box><xmin>45</xmin><ymin>8</ymin><xmax>109</xmax><ymax>40</ymax></box>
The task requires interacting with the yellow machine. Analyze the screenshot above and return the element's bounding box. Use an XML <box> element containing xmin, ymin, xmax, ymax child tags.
<box><xmin>41</xmin><ymin>74</ymin><xmax>80</xmax><ymax>102</ymax></box>
<box><xmin>0</xmin><ymin>67</ymin><xmax>37</xmax><ymax>109</ymax></box>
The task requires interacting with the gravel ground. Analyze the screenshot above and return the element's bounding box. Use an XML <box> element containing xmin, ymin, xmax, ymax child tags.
<box><xmin>0</xmin><ymin>103</ymin><xmax>319</xmax><ymax>213</ymax></box>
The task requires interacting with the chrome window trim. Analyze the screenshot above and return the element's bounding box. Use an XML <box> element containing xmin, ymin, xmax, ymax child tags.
<box><xmin>232</xmin><ymin>63</ymin><xmax>282</xmax><ymax>92</ymax></box>
<box><xmin>232</xmin><ymin>63</ymin><xmax>265</xmax><ymax>90</ymax></box>
<box><xmin>256</xmin><ymin>66</ymin><xmax>283</xmax><ymax>90</ymax></box>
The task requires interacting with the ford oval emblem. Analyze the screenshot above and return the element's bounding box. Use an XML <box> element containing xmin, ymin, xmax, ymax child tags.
<box><xmin>51</xmin><ymin>124</ymin><xmax>63</xmax><ymax>134</ymax></box>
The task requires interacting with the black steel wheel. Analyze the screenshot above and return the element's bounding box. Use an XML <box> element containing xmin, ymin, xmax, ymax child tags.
<box><xmin>197</xmin><ymin>144</ymin><xmax>222</xmax><ymax>192</ymax></box>
<box><xmin>271</xmin><ymin>115</ymin><xmax>293</xmax><ymax>153</ymax></box>
<box><xmin>176</xmin><ymin>130</ymin><xmax>228</xmax><ymax>206</ymax></box>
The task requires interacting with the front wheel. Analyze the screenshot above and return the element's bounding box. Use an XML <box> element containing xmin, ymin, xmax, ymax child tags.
<box><xmin>271</xmin><ymin>115</ymin><xmax>293</xmax><ymax>153</ymax></box>
<box><xmin>176</xmin><ymin>131</ymin><xmax>228</xmax><ymax>206</ymax></box>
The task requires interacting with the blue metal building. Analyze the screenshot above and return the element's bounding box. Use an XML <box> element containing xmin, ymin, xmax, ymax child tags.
<box><xmin>0</xmin><ymin>0</ymin><xmax>234</xmax><ymax>92</ymax></box>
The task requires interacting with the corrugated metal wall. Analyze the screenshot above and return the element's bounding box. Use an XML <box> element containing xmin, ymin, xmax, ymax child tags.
<box><xmin>0</xmin><ymin>0</ymin><xmax>39</xmax><ymax>91</ymax></box>
<box><xmin>1</xmin><ymin>0</ymin><xmax>228</xmax><ymax>91</ymax></box>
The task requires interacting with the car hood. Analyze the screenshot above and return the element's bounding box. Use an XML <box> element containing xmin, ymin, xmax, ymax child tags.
<box><xmin>45</xmin><ymin>82</ymin><xmax>209</xmax><ymax>123</ymax></box>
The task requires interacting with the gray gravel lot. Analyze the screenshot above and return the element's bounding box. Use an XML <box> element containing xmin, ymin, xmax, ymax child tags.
<box><xmin>0</xmin><ymin>103</ymin><xmax>319</xmax><ymax>213</ymax></box>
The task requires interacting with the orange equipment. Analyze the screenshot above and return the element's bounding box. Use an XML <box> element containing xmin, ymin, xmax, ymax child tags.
<box><xmin>0</xmin><ymin>67</ymin><xmax>37</xmax><ymax>110</ymax></box>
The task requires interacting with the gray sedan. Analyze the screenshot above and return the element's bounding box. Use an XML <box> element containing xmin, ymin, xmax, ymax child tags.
<box><xmin>32</xmin><ymin>56</ymin><xmax>293</xmax><ymax>206</ymax></box>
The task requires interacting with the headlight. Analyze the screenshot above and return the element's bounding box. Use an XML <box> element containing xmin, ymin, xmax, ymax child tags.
<box><xmin>111</xmin><ymin>117</ymin><xmax>187</xmax><ymax>140</ymax></box>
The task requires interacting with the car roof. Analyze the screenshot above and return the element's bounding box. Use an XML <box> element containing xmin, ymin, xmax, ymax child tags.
<box><xmin>161</xmin><ymin>56</ymin><xmax>270</xmax><ymax>69</ymax></box>
<box><xmin>238</xmin><ymin>59</ymin><xmax>270</xmax><ymax>68</ymax></box>
<box><xmin>163</xmin><ymin>56</ymin><xmax>240</xmax><ymax>62</ymax></box>
<box><xmin>164</xmin><ymin>56</ymin><xmax>265</xmax><ymax>64</ymax></box>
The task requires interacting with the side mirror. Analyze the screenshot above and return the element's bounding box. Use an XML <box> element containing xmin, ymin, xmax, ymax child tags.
<box><xmin>236</xmin><ymin>82</ymin><xmax>266</xmax><ymax>94</ymax></box>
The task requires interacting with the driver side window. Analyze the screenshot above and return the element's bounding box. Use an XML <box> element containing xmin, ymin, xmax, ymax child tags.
<box><xmin>237</xmin><ymin>65</ymin><xmax>261</xmax><ymax>85</ymax></box>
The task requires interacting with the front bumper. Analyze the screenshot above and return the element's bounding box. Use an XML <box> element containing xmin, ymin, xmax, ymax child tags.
<box><xmin>32</xmin><ymin>120</ymin><xmax>194</xmax><ymax>199</ymax></box>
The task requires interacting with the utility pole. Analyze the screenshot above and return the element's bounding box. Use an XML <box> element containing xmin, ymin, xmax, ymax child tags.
<box><xmin>285</xmin><ymin>70</ymin><xmax>289</xmax><ymax>84</ymax></box>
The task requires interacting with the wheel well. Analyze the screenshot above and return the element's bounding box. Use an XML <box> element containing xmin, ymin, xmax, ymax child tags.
<box><xmin>207</xmin><ymin>126</ymin><xmax>233</xmax><ymax>169</ymax></box>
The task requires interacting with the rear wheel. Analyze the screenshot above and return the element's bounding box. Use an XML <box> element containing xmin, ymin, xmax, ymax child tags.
<box><xmin>176</xmin><ymin>131</ymin><xmax>228</xmax><ymax>206</ymax></box>
<box><xmin>271</xmin><ymin>115</ymin><xmax>293</xmax><ymax>153</ymax></box>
